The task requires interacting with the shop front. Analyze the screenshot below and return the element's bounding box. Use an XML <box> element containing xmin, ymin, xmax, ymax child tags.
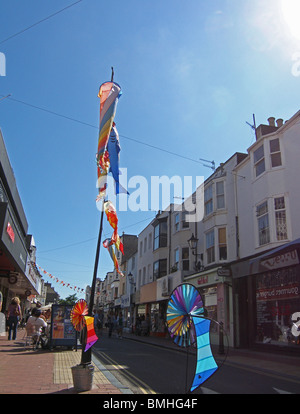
<box><xmin>0</xmin><ymin>203</ymin><xmax>40</xmax><ymax>312</ymax></box>
<box><xmin>185</xmin><ymin>268</ymin><xmax>233</xmax><ymax>346</ymax></box>
<box><xmin>136</xmin><ymin>280</ymin><xmax>168</xmax><ymax>336</ymax></box>
<box><xmin>232</xmin><ymin>239</ymin><xmax>300</xmax><ymax>354</ymax></box>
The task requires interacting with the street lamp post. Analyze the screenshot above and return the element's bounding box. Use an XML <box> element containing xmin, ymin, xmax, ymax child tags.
<box><xmin>187</xmin><ymin>233</ymin><xmax>204</xmax><ymax>272</ymax></box>
<box><xmin>127</xmin><ymin>272</ymin><xmax>136</xmax><ymax>333</ymax></box>
<box><xmin>80</xmin><ymin>203</ymin><xmax>105</xmax><ymax>365</ymax></box>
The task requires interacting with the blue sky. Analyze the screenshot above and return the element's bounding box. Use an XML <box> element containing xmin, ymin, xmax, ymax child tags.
<box><xmin>0</xmin><ymin>0</ymin><xmax>299</xmax><ymax>299</ymax></box>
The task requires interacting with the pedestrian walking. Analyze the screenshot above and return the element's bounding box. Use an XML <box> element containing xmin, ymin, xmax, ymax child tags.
<box><xmin>7</xmin><ymin>297</ymin><xmax>22</xmax><ymax>340</ymax></box>
<box><xmin>117</xmin><ymin>311</ymin><xmax>123</xmax><ymax>339</ymax></box>
<box><xmin>107</xmin><ymin>312</ymin><xmax>114</xmax><ymax>338</ymax></box>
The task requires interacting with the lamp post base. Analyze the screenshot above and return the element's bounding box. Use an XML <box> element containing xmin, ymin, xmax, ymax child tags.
<box><xmin>71</xmin><ymin>363</ymin><xmax>94</xmax><ymax>392</ymax></box>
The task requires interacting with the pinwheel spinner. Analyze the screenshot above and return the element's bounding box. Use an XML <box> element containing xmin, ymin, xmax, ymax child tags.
<box><xmin>167</xmin><ymin>284</ymin><xmax>218</xmax><ymax>392</ymax></box>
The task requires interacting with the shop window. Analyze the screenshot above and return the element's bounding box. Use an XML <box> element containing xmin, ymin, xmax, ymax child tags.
<box><xmin>257</xmin><ymin>201</ymin><xmax>270</xmax><ymax>246</ymax></box>
<box><xmin>216</xmin><ymin>181</ymin><xmax>225</xmax><ymax>209</ymax></box>
<box><xmin>270</xmin><ymin>138</ymin><xmax>282</xmax><ymax>168</ymax></box>
<box><xmin>153</xmin><ymin>259</ymin><xmax>167</xmax><ymax>280</ymax></box>
<box><xmin>218</xmin><ymin>227</ymin><xmax>227</xmax><ymax>260</ymax></box>
<box><xmin>274</xmin><ymin>197</ymin><xmax>288</xmax><ymax>241</ymax></box>
<box><xmin>204</xmin><ymin>184</ymin><xmax>213</xmax><ymax>216</ymax></box>
<box><xmin>206</xmin><ymin>230</ymin><xmax>215</xmax><ymax>264</ymax></box>
<box><xmin>255</xmin><ymin>267</ymin><xmax>300</xmax><ymax>347</ymax></box>
<box><xmin>254</xmin><ymin>144</ymin><xmax>265</xmax><ymax>177</ymax></box>
<box><xmin>182</xmin><ymin>247</ymin><xmax>189</xmax><ymax>271</ymax></box>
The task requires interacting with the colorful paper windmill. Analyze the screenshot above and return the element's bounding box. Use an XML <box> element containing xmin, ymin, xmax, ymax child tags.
<box><xmin>70</xmin><ymin>299</ymin><xmax>88</xmax><ymax>332</ymax></box>
<box><xmin>167</xmin><ymin>283</ymin><xmax>218</xmax><ymax>392</ymax></box>
<box><xmin>167</xmin><ymin>283</ymin><xmax>204</xmax><ymax>347</ymax></box>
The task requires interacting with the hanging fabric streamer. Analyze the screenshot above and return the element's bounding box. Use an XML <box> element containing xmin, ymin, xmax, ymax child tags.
<box><xmin>103</xmin><ymin>238</ymin><xmax>124</xmax><ymax>277</ymax></box>
<box><xmin>96</xmin><ymin>81</ymin><xmax>121</xmax><ymax>200</ymax></box>
<box><xmin>107</xmin><ymin>123</ymin><xmax>129</xmax><ymax>195</ymax></box>
<box><xmin>104</xmin><ymin>200</ymin><xmax>124</xmax><ymax>254</ymax></box>
<box><xmin>84</xmin><ymin>316</ymin><xmax>98</xmax><ymax>352</ymax></box>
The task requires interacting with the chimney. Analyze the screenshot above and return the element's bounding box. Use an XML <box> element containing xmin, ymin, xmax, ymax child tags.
<box><xmin>256</xmin><ymin>116</ymin><xmax>279</xmax><ymax>140</ymax></box>
<box><xmin>268</xmin><ymin>117</ymin><xmax>276</xmax><ymax>127</ymax></box>
<box><xmin>276</xmin><ymin>118</ymin><xmax>284</xmax><ymax>128</ymax></box>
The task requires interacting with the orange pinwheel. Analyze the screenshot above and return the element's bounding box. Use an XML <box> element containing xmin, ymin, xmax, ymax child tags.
<box><xmin>70</xmin><ymin>299</ymin><xmax>88</xmax><ymax>332</ymax></box>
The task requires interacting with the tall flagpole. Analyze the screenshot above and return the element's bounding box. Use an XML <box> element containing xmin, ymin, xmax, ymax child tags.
<box><xmin>80</xmin><ymin>68</ymin><xmax>114</xmax><ymax>365</ymax></box>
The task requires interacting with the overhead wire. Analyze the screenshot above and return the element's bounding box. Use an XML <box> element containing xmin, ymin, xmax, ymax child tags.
<box><xmin>0</xmin><ymin>0</ymin><xmax>83</xmax><ymax>45</ymax></box>
<box><xmin>0</xmin><ymin>94</ymin><xmax>204</xmax><ymax>165</ymax></box>
<box><xmin>38</xmin><ymin>215</ymin><xmax>155</xmax><ymax>254</ymax></box>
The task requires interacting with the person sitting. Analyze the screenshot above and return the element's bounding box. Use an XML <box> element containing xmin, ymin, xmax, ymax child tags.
<box><xmin>26</xmin><ymin>308</ymin><xmax>47</xmax><ymax>344</ymax></box>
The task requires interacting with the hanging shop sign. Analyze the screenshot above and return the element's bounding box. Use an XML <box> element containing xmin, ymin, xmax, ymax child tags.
<box><xmin>0</xmin><ymin>203</ymin><xmax>28</xmax><ymax>272</ymax></box>
<box><xmin>217</xmin><ymin>267</ymin><xmax>231</xmax><ymax>277</ymax></box>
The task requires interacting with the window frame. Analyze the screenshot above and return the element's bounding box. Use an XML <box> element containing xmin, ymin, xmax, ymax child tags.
<box><xmin>206</xmin><ymin>229</ymin><xmax>215</xmax><ymax>264</ymax></box>
<box><xmin>153</xmin><ymin>259</ymin><xmax>167</xmax><ymax>280</ymax></box>
<box><xmin>274</xmin><ymin>196</ymin><xmax>288</xmax><ymax>241</ymax></box>
<box><xmin>269</xmin><ymin>138</ymin><xmax>282</xmax><ymax>168</ymax></box>
<box><xmin>182</xmin><ymin>247</ymin><xmax>189</xmax><ymax>271</ymax></box>
<box><xmin>204</xmin><ymin>184</ymin><xmax>213</xmax><ymax>216</ymax></box>
<box><xmin>218</xmin><ymin>227</ymin><xmax>227</xmax><ymax>261</ymax></box>
<box><xmin>216</xmin><ymin>181</ymin><xmax>225</xmax><ymax>210</ymax></box>
<box><xmin>253</xmin><ymin>144</ymin><xmax>265</xmax><ymax>177</ymax></box>
<box><xmin>257</xmin><ymin>200</ymin><xmax>270</xmax><ymax>246</ymax></box>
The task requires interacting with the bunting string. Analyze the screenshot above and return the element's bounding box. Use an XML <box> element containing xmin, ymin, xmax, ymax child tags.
<box><xmin>37</xmin><ymin>265</ymin><xmax>86</xmax><ymax>294</ymax></box>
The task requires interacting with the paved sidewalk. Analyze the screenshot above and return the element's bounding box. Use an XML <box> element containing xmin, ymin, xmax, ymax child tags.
<box><xmin>0</xmin><ymin>329</ymin><xmax>125</xmax><ymax>394</ymax></box>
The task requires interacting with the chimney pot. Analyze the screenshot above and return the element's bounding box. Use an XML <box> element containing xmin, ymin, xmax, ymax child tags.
<box><xmin>268</xmin><ymin>117</ymin><xmax>276</xmax><ymax>127</ymax></box>
<box><xmin>276</xmin><ymin>118</ymin><xmax>283</xmax><ymax>127</ymax></box>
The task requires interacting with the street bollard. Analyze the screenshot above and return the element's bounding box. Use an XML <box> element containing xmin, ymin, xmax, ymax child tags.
<box><xmin>218</xmin><ymin>321</ymin><xmax>225</xmax><ymax>355</ymax></box>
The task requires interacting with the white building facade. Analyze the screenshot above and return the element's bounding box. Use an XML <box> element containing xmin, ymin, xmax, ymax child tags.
<box><xmin>231</xmin><ymin>112</ymin><xmax>300</xmax><ymax>352</ymax></box>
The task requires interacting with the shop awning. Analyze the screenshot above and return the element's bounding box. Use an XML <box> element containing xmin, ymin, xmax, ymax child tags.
<box><xmin>248</xmin><ymin>238</ymin><xmax>300</xmax><ymax>275</ymax></box>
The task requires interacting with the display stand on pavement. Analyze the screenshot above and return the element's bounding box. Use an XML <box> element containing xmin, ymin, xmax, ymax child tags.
<box><xmin>49</xmin><ymin>304</ymin><xmax>77</xmax><ymax>349</ymax></box>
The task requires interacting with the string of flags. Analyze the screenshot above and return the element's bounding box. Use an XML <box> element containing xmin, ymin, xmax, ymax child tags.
<box><xmin>37</xmin><ymin>265</ymin><xmax>85</xmax><ymax>294</ymax></box>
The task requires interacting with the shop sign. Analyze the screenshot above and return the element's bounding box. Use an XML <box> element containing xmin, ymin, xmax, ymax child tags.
<box><xmin>114</xmin><ymin>297</ymin><xmax>121</xmax><ymax>307</ymax></box>
<box><xmin>197</xmin><ymin>275</ymin><xmax>208</xmax><ymax>285</ymax></box>
<box><xmin>121</xmin><ymin>294</ymin><xmax>130</xmax><ymax>308</ymax></box>
<box><xmin>157</xmin><ymin>276</ymin><xmax>168</xmax><ymax>300</ymax></box>
<box><xmin>256</xmin><ymin>284</ymin><xmax>299</xmax><ymax>301</ymax></box>
<box><xmin>217</xmin><ymin>267</ymin><xmax>231</xmax><ymax>277</ymax></box>
<box><xmin>261</xmin><ymin>249</ymin><xmax>299</xmax><ymax>271</ymax></box>
<box><xmin>6</xmin><ymin>222</ymin><xmax>14</xmax><ymax>243</ymax></box>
